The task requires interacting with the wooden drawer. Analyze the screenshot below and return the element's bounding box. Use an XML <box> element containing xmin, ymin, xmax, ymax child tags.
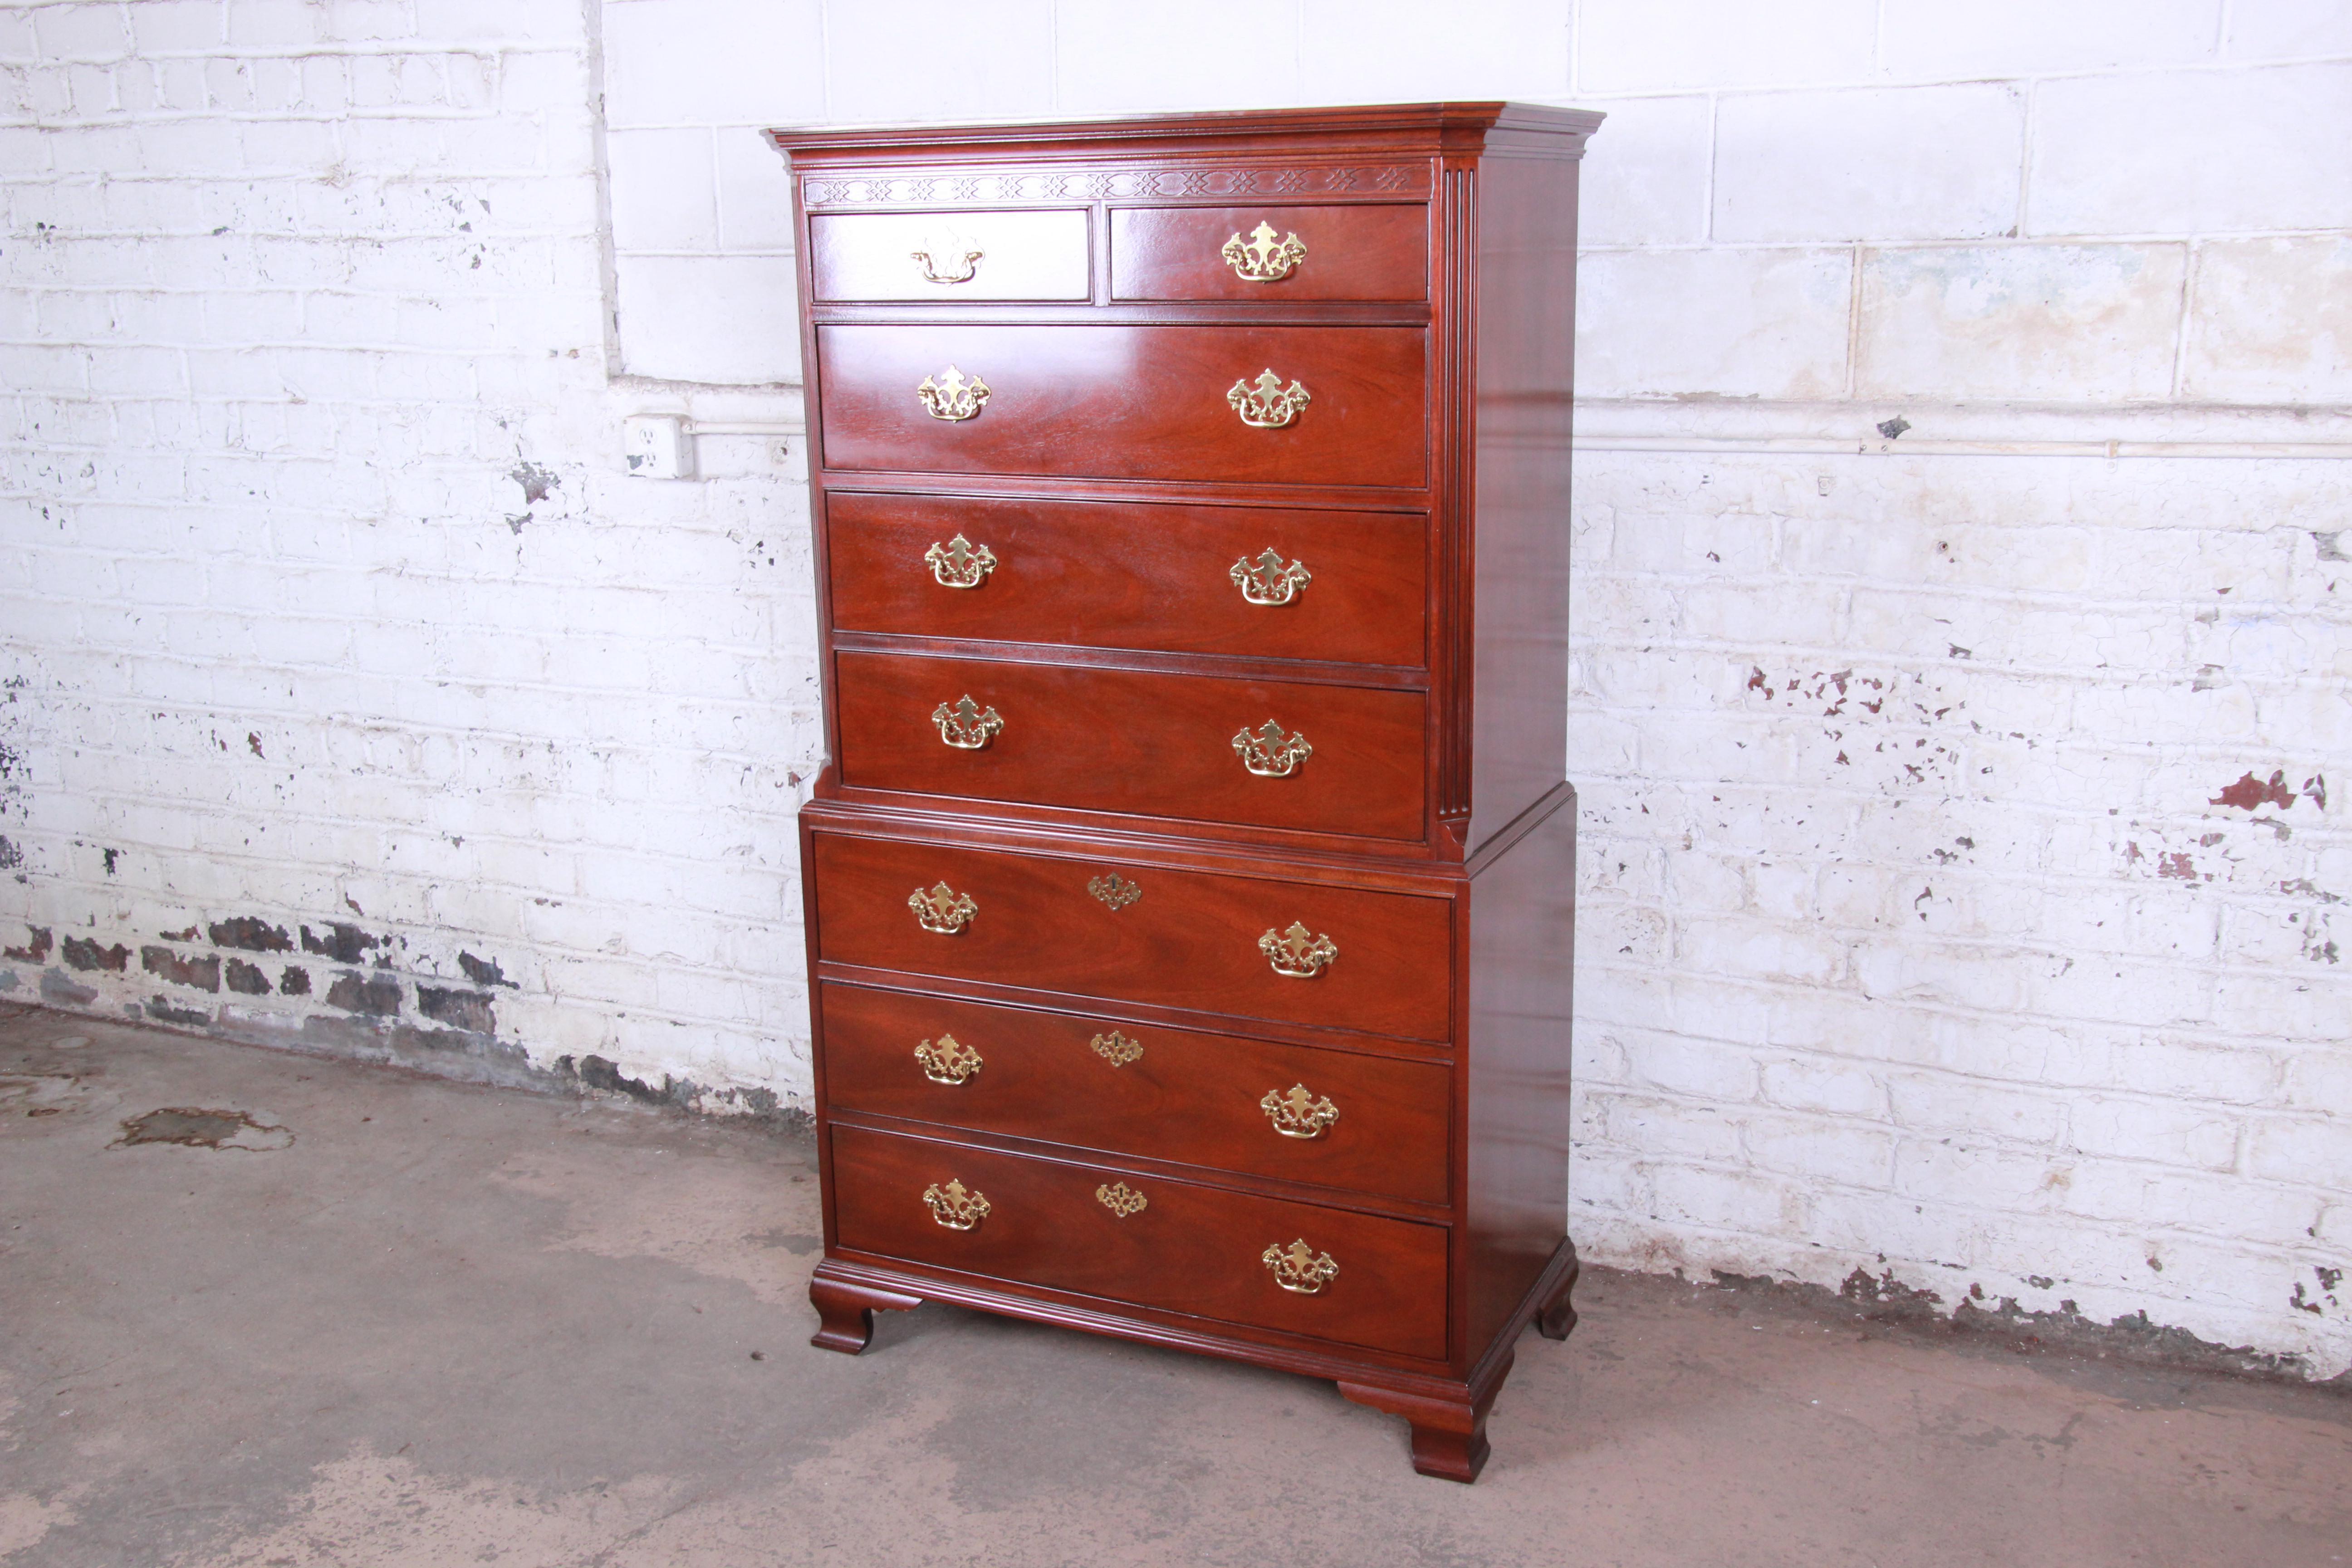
<box><xmin>808</xmin><ymin>209</ymin><xmax>1089</xmax><ymax>301</ymax></box>
<box><xmin>820</xmin><ymin>982</ymin><xmax>1451</xmax><ymax>1205</ymax></box>
<box><xmin>814</xmin><ymin>324</ymin><xmax>1427</xmax><ymax>489</ymax></box>
<box><xmin>825</xmin><ymin>493</ymin><xmax>1428</xmax><ymax>667</ymax></box>
<box><xmin>833</xmin><ymin>651</ymin><xmax>1426</xmax><ymax>840</ymax></box>
<box><xmin>830</xmin><ymin>1122</ymin><xmax>1449</xmax><ymax>1359</ymax></box>
<box><xmin>810</xmin><ymin>831</ymin><xmax>1454</xmax><ymax>1042</ymax></box>
<box><xmin>1110</xmin><ymin>204</ymin><xmax>1426</xmax><ymax>301</ymax></box>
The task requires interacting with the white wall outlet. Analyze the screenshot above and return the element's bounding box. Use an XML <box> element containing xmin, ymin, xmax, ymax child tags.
<box><xmin>622</xmin><ymin>415</ymin><xmax>690</xmax><ymax>479</ymax></box>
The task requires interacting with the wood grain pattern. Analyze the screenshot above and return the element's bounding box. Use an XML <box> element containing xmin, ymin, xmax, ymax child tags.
<box><xmin>818</xmin><ymin>980</ymin><xmax>1453</xmax><ymax>1204</ymax></box>
<box><xmin>809</xmin><ymin>209</ymin><xmax>1090</xmax><ymax>301</ymax></box>
<box><xmin>832</xmin><ymin>649</ymin><xmax>1427</xmax><ymax>840</ymax></box>
<box><xmin>824</xmin><ymin>491</ymin><xmax>1428</xmax><ymax>667</ymax></box>
<box><xmin>809</xmin><ymin>828</ymin><xmax>1455</xmax><ymax>1042</ymax></box>
<box><xmin>1110</xmin><ymin>203</ymin><xmax>1427</xmax><ymax>301</ymax></box>
<box><xmin>829</xmin><ymin>1122</ymin><xmax>1450</xmax><ymax>1359</ymax></box>
<box><xmin>814</xmin><ymin>323</ymin><xmax>1427</xmax><ymax>488</ymax></box>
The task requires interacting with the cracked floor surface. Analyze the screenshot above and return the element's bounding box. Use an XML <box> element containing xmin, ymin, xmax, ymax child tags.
<box><xmin>2</xmin><ymin>1005</ymin><xmax>2347</xmax><ymax>1567</ymax></box>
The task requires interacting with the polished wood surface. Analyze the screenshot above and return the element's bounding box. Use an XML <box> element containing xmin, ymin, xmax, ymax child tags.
<box><xmin>832</xmin><ymin>649</ymin><xmax>1427</xmax><ymax>839</ymax></box>
<box><xmin>823</xmin><ymin>491</ymin><xmax>1429</xmax><ymax>667</ymax></box>
<box><xmin>810</xmin><ymin>209</ymin><xmax>1090</xmax><ymax>301</ymax></box>
<box><xmin>829</xmin><ymin>1122</ymin><xmax>1450</xmax><ymax>1359</ymax></box>
<box><xmin>1109</xmin><ymin>203</ymin><xmax>1427</xmax><ymax>301</ymax></box>
<box><xmin>779</xmin><ymin>102</ymin><xmax>1600</xmax><ymax>1483</ymax></box>
<box><xmin>814</xmin><ymin>324</ymin><xmax>1428</xmax><ymax>488</ymax></box>
<box><xmin>818</xmin><ymin>980</ymin><xmax>1453</xmax><ymax>1204</ymax></box>
<box><xmin>809</xmin><ymin>828</ymin><xmax>1455</xmax><ymax>1041</ymax></box>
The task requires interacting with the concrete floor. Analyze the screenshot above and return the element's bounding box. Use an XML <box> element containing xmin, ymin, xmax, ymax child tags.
<box><xmin>2</xmin><ymin>1007</ymin><xmax>2347</xmax><ymax>1568</ymax></box>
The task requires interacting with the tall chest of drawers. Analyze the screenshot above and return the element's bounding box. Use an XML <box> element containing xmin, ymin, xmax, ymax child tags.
<box><xmin>770</xmin><ymin>103</ymin><xmax>1602</xmax><ymax>1482</ymax></box>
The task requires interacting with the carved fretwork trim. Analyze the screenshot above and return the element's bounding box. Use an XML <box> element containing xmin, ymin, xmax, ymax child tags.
<box><xmin>803</xmin><ymin>163</ymin><xmax>1426</xmax><ymax>206</ymax></box>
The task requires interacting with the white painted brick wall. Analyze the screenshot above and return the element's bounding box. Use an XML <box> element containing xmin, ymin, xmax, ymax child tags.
<box><xmin>2</xmin><ymin>0</ymin><xmax>2347</xmax><ymax>1375</ymax></box>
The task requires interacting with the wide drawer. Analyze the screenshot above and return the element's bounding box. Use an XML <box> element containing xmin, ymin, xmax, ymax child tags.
<box><xmin>830</xmin><ymin>1122</ymin><xmax>1449</xmax><ymax>1359</ymax></box>
<box><xmin>814</xmin><ymin>324</ymin><xmax>1426</xmax><ymax>488</ymax></box>
<box><xmin>1110</xmin><ymin>204</ymin><xmax>1426</xmax><ymax>301</ymax></box>
<box><xmin>819</xmin><ymin>982</ymin><xmax>1451</xmax><ymax>1205</ymax></box>
<box><xmin>808</xmin><ymin>209</ymin><xmax>1089</xmax><ymax>301</ymax></box>
<box><xmin>833</xmin><ymin>651</ymin><xmax>1426</xmax><ymax>840</ymax></box>
<box><xmin>826</xmin><ymin>492</ymin><xmax>1428</xmax><ymax>667</ymax></box>
<box><xmin>809</xmin><ymin>831</ymin><xmax>1454</xmax><ymax>1042</ymax></box>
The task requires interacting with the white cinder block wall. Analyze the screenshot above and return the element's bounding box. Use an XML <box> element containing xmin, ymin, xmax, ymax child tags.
<box><xmin>2</xmin><ymin>0</ymin><xmax>2347</xmax><ymax>1372</ymax></box>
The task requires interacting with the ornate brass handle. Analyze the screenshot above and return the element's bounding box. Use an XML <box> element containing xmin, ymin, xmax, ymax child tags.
<box><xmin>933</xmin><ymin>695</ymin><xmax>1003</xmax><ymax>750</ymax></box>
<box><xmin>912</xmin><ymin>241</ymin><xmax>982</xmax><ymax>284</ymax></box>
<box><xmin>1227</xmin><ymin>370</ymin><xmax>1309</xmax><ymax>429</ymax></box>
<box><xmin>1091</xmin><ymin>1029</ymin><xmax>1143</xmax><ymax>1066</ymax></box>
<box><xmin>925</xmin><ymin>534</ymin><xmax>995</xmax><ymax>588</ymax></box>
<box><xmin>1096</xmin><ymin>1181</ymin><xmax>1147</xmax><ymax>1217</ymax></box>
<box><xmin>1233</xmin><ymin>720</ymin><xmax>1311</xmax><ymax>778</ymax></box>
<box><xmin>1259</xmin><ymin>922</ymin><xmax>1336</xmax><ymax>979</ymax></box>
<box><xmin>1231</xmin><ymin>549</ymin><xmax>1310</xmax><ymax>606</ymax></box>
<box><xmin>914</xmin><ymin>1033</ymin><xmax>982</xmax><ymax>1084</ymax></box>
<box><xmin>909</xmin><ymin>882</ymin><xmax>978</xmax><ymax>935</ymax></box>
<box><xmin>917</xmin><ymin>365</ymin><xmax>990</xmax><ymax>421</ymax></box>
<box><xmin>1222</xmin><ymin>221</ymin><xmax>1306</xmax><ymax>282</ymax></box>
<box><xmin>923</xmin><ymin>1179</ymin><xmax>990</xmax><ymax>1230</ymax></box>
<box><xmin>1261</xmin><ymin>1084</ymin><xmax>1340</xmax><ymax>1139</ymax></box>
<box><xmin>1262</xmin><ymin>1238</ymin><xmax>1339</xmax><ymax>1293</ymax></box>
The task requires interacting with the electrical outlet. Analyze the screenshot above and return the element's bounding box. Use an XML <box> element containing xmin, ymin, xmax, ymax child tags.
<box><xmin>622</xmin><ymin>415</ymin><xmax>690</xmax><ymax>480</ymax></box>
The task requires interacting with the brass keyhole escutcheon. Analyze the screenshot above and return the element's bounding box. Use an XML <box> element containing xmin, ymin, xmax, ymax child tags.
<box><xmin>1096</xmin><ymin>1181</ymin><xmax>1147</xmax><ymax>1218</ymax></box>
<box><xmin>1090</xmin><ymin>1030</ymin><xmax>1143</xmax><ymax>1067</ymax></box>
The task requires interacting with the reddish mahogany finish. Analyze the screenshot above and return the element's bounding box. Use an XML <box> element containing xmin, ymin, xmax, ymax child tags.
<box><xmin>809</xmin><ymin>209</ymin><xmax>1090</xmax><ymax>301</ymax></box>
<box><xmin>775</xmin><ymin>102</ymin><xmax>1601</xmax><ymax>1482</ymax></box>
<box><xmin>823</xmin><ymin>491</ymin><xmax>1429</xmax><ymax>667</ymax></box>
<box><xmin>832</xmin><ymin>649</ymin><xmax>1427</xmax><ymax>838</ymax></box>
<box><xmin>829</xmin><ymin>1122</ymin><xmax>1450</xmax><ymax>1359</ymax></box>
<box><xmin>818</xmin><ymin>980</ymin><xmax>1454</xmax><ymax>1204</ymax></box>
<box><xmin>814</xmin><ymin>324</ymin><xmax>1428</xmax><ymax>488</ymax></box>
<box><xmin>808</xmin><ymin>829</ymin><xmax>1453</xmax><ymax>1042</ymax></box>
<box><xmin>1109</xmin><ymin>203</ymin><xmax>1427</xmax><ymax>301</ymax></box>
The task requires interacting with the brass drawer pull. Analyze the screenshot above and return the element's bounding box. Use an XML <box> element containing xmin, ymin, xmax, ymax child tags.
<box><xmin>922</xmin><ymin>1179</ymin><xmax>990</xmax><ymax>1230</ymax></box>
<box><xmin>1262</xmin><ymin>1239</ymin><xmax>1339</xmax><ymax>1294</ymax></box>
<box><xmin>1091</xmin><ymin>1029</ymin><xmax>1143</xmax><ymax>1066</ymax></box>
<box><xmin>1233</xmin><ymin>720</ymin><xmax>1311</xmax><ymax>778</ymax></box>
<box><xmin>1261</xmin><ymin>1084</ymin><xmax>1340</xmax><ymax>1139</ymax></box>
<box><xmin>1096</xmin><ymin>1181</ymin><xmax>1147</xmax><ymax>1218</ymax></box>
<box><xmin>914</xmin><ymin>1033</ymin><xmax>982</xmax><ymax>1084</ymax></box>
<box><xmin>1222</xmin><ymin>221</ymin><xmax>1306</xmax><ymax>282</ymax></box>
<box><xmin>1231</xmin><ymin>548</ymin><xmax>1310</xmax><ymax>606</ymax></box>
<box><xmin>912</xmin><ymin>239</ymin><xmax>982</xmax><ymax>284</ymax></box>
<box><xmin>933</xmin><ymin>695</ymin><xmax>1003</xmax><ymax>750</ymax></box>
<box><xmin>917</xmin><ymin>365</ymin><xmax>990</xmax><ymax>421</ymax></box>
<box><xmin>1227</xmin><ymin>369</ymin><xmax>1309</xmax><ymax>429</ymax></box>
<box><xmin>1088</xmin><ymin>873</ymin><xmax>1141</xmax><ymax>910</ymax></box>
<box><xmin>909</xmin><ymin>882</ymin><xmax>978</xmax><ymax>934</ymax></box>
<box><xmin>1259</xmin><ymin>922</ymin><xmax>1337</xmax><ymax>978</ymax></box>
<box><xmin>925</xmin><ymin>534</ymin><xmax>996</xmax><ymax>588</ymax></box>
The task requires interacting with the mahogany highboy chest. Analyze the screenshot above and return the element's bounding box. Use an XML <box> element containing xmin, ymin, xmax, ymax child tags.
<box><xmin>771</xmin><ymin>103</ymin><xmax>1601</xmax><ymax>1482</ymax></box>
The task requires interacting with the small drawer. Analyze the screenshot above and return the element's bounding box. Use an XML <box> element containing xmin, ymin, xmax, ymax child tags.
<box><xmin>808</xmin><ymin>209</ymin><xmax>1090</xmax><ymax>302</ymax></box>
<box><xmin>814</xmin><ymin>323</ymin><xmax>1427</xmax><ymax>489</ymax></box>
<box><xmin>825</xmin><ymin>493</ymin><xmax>1427</xmax><ymax>668</ymax></box>
<box><xmin>820</xmin><ymin>982</ymin><xmax>1451</xmax><ymax>1205</ymax></box>
<box><xmin>833</xmin><ymin>650</ymin><xmax>1426</xmax><ymax>841</ymax></box>
<box><xmin>1111</xmin><ymin>204</ymin><xmax>1426</xmax><ymax>302</ymax></box>
<box><xmin>809</xmin><ymin>831</ymin><xmax>1454</xmax><ymax>1043</ymax></box>
<box><xmin>830</xmin><ymin>1122</ymin><xmax>1449</xmax><ymax>1359</ymax></box>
